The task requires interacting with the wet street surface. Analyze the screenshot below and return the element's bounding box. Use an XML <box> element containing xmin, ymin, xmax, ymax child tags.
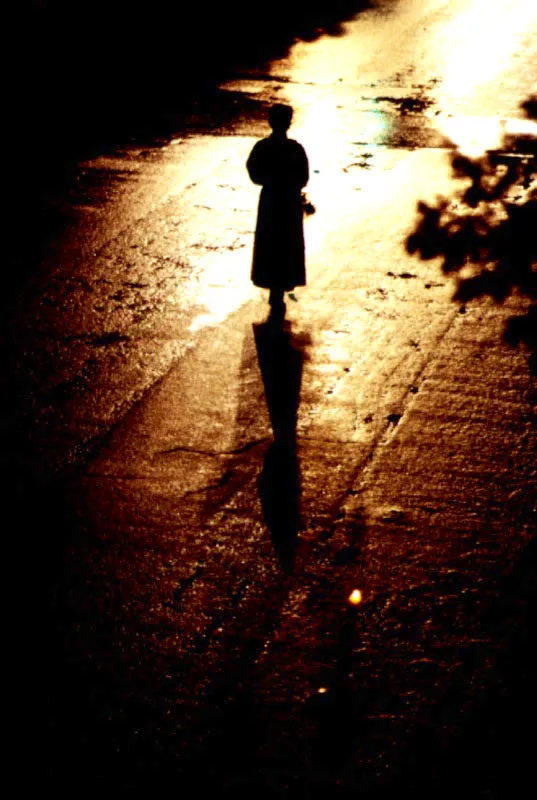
<box><xmin>7</xmin><ymin>1</ymin><xmax>537</xmax><ymax>796</ymax></box>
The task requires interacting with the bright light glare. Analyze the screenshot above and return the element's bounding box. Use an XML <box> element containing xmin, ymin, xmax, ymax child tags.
<box><xmin>441</xmin><ymin>0</ymin><xmax>537</xmax><ymax>102</ymax></box>
<box><xmin>437</xmin><ymin>0</ymin><xmax>537</xmax><ymax>155</ymax></box>
<box><xmin>348</xmin><ymin>589</ymin><xmax>363</xmax><ymax>605</ymax></box>
<box><xmin>440</xmin><ymin>115</ymin><xmax>537</xmax><ymax>158</ymax></box>
<box><xmin>441</xmin><ymin>116</ymin><xmax>503</xmax><ymax>157</ymax></box>
<box><xmin>355</xmin><ymin>111</ymin><xmax>389</xmax><ymax>145</ymax></box>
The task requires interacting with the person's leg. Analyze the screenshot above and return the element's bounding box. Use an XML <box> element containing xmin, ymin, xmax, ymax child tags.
<box><xmin>269</xmin><ymin>287</ymin><xmax>285</xmax><ymax>307</ymax></box>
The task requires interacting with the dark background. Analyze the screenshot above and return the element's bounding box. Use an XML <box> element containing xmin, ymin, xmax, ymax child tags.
<box><xmin>25</xmin><ymin>1</ymin><xmax>371</xmax><ymax>156</ymax></box>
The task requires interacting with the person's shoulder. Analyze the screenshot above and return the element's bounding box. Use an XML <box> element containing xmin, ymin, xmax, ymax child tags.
<box><xmin>248</xmin><ymin>138</ymin><xmax>269</xmax><ymax>164</ymax></box>
<box><xmin>288</xmin><ymin>138</ymin><xmax>306</xmax><ymax>153</ymax></box>
<box><xmin>250</xmin><ymin>137</ymin><xmax>272</xmax><ymax>155</ymax></box>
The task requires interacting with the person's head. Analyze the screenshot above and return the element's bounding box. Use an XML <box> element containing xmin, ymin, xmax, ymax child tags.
<box><xmin>269</xmin><ymin>104</ymin><xmax>293</xmax><ymax>133</ymax></box>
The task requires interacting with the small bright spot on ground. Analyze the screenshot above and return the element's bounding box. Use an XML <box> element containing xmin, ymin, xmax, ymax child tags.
<box><xmin>349</xmin><ymin>589</ymin><xmax>363</xmax><ymax>605</ymax></box>
<box><xmin>318</xmin><ymin>687</ymin><xmax>328</xmax><ymax>694</ymax></box>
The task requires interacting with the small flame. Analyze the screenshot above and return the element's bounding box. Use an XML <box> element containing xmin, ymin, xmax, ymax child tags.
<box><xmin>348</xmin><ymin>589</ymin><xmax>363</xmax><ymax>605</ymax></box>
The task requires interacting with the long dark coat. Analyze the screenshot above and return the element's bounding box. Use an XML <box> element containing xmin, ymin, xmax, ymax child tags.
<box><xmin>247</xmin><ymin>134</ymin><xmax>309</xmax><ymax>291</ymax></box>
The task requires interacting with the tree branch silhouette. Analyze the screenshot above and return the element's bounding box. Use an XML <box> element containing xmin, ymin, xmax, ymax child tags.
<box><xmin>407</xmin><ymin>96</ymin><xmax>537</xmax><ymax>374</ymax></box>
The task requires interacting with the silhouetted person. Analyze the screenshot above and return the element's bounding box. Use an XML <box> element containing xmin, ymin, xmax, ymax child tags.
<box><xmin>247</xmin><ymin>104</ymin><xmax>309</xmax><ymax>317</ymax></box>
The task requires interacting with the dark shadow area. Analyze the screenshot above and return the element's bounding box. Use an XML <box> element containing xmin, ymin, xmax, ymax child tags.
<box><xmin>24</xmin><ymin>1</ymin><xmax>373</xmax><ymax>163</ymax></box>
<box><xmin>4</xmin><ymin>470</ymin><xmax>89</xmax><ymax>791</ymax></box>
<box><xmin>7</xmin><ymin>432</ymin><xmax>295</xmax><ymax>796</ymax></box>
<box><xmin>407</xmin><ymin>95</ymin><xmax>537</xmax><ymax>374</ymax></box>
<box><xmin>381</xmin><ymin>535</ymin><xmax>537</xmax><ymax>800</ymax></box>
<box><xmin>304</xmin><ymin>598</ymin><xmax>369</xmax><ymax>782</ymax></box>
<box><xmin>36</xmin><ymin>497</ymin><xmax>535</xmax><ymax>799</ymax></box>
<box><xmin>8</xmin><ymin>335</ymin><xmax>535</xmax><ymax>798</ymax></box>
<box><xmin>254</xmin><ymin>318</ymin><xmax>305</xmax><ymax>570</ymax></box>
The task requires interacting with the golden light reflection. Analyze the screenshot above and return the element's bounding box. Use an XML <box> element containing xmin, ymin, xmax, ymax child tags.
<box><xmin>348</xmin><ymin>589</ymin><xmax>363</xmax><ymax>605</ymax></box>
<box><xmin>283</xmin><ymin>97</ymin><xmax>392</xmax><ymax>261</ymax></box>
<box><xmin>441</xmin><ymin>116</ymin><xmax>504</xmax><ymax>158</ymax></box>
<box><xmin>440</xmin><ymin>0</ymin><xmax>537</xmax><ymax>104</ymax></box>
<box><xmin>178</xmin><ymin>143</ymin><xmax>258</xmax><ymax>334</ymax></box>
<box><xmin>317</xmin><ymin>687</ymin><xmax>328</xmax><ymax>694</ymax></box>
<box><xmin>187</xmin><ymin>252</ymin><xmax>253</xmax><ymax>334</ymax></box>
<box><xmin>437</xmin><ymin>0</ymin><xmax>537</xmax><ymax>155</ymax></box>
<box><xmin>439</xmin><ymin>115</ymin><xmax>537</xmax><ymax>158</ymax></box>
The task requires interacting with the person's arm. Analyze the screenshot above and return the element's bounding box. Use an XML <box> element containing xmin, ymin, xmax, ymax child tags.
<box><xmin>247</xmin><ymin>142</ymin><xmax>266</xmax><ymax>185</ymax></box>
<box><xmin>298</xmin><ymin>145</ymin><xmax>309</xmax><ymax>188</ymax></box>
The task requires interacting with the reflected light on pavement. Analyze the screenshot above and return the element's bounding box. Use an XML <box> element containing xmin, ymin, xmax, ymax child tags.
<box><xmin>440</xmin><ymin>0</ymin><xmax>536</xmax><ymax>100</ymax></box>
<box><xmin>285</xmin><ymin>97</ymin><xmax>392</xmax><ymax>259</ymax></box>
<box><xmin>188</xmin><ymin>256</ymin><xmax>253</xmax><ymax>334</ymax></box>
<box><xmin>440</xmin><ymin>116</ymin><xmax>504</xmax><ymax>157</ymax></box>
<box><xmin>437</xmin><ymin>0</ymin><xmax>537</xmax><ymax>154</ymax></box>
<box><xmin>440</xmin><ymin>115</ymin><xmax>537</xmax><ymax>158</ymax></box>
